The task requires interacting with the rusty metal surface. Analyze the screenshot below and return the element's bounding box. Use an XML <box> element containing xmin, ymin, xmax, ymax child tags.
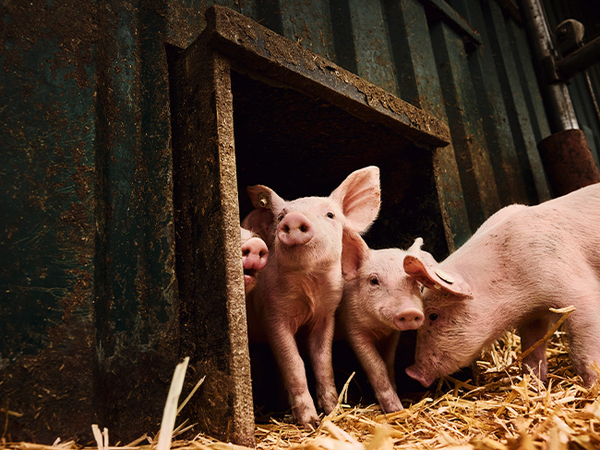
<box><xmin>204</xmin><ymin>5</ymin><xmax>452</xmax><ymax>151</ymax></box>
<box><xmin>1</xmin><ymin>0</ymin><xmax>100</xmax><ymax>441</ymax></box>
<box><xmin>1</xmin><ymin>0</ymin><xmax>178</xmax><ymax>443</ymax></box>
<box><xmin>538</xmin><ymin>128</ymin><xmax>600</xmax><ymax>196</ymax></box>
<box><xmin>168</xmin><ymin>33</ymin><xmax>255</xmax><ymax>447</ymax></box>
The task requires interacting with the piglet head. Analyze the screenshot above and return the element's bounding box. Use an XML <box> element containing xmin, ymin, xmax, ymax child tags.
<box><xmin>243</xmin><ymin>167</ymin><xmax>381</xmax><ymax>269</ymax></box>
<box><xmin>403</xmin><ymin>242</ymin><xmax>479</xmax><ymax>387</ymax></box>
<box><xmin>342</xmin><ymin>231</ymin><xmax>424</xmax><ymax>333</ymax></box>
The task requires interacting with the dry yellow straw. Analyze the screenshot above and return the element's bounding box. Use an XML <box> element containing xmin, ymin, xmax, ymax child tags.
<box><xmin>156</xmin><ymin>357</ymin><xmax>190</xmax><ymax>450</ymax></box>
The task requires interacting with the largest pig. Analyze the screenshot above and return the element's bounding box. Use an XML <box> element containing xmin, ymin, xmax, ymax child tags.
<box><xmin>404</xmin><ymin>182</ymin><xmax>600</xmax><ymax>389</ymax></box>
<box><xmin>242</xmin><ymin>166</ymin><xmax>381</xmax><ymax>427</ymax></box>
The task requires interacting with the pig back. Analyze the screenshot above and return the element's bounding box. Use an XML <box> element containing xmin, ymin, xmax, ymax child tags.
<box><xmin>532</xmin><ymin>182</ymin><xmax>600</xmax><ymax>269</ymax></box>
<box><xmin>443</xmin><ymin>183</ymin><xmax>600</xmax><ymax>300</ymax></box>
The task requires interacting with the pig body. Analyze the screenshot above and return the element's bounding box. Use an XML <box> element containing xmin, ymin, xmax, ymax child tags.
<box><xmin>339</xmin><ymin>232</ymin><xmax>424</xmax><ymax>412</ymax></box>
<box><xmin>240</xmin><ymin>227</ymin><xmax>269</xmax><ymax>294</ymax></box>
<box><xmin>404</xmin><ymin>183</ymin><xmax>600</xmax><ymax>388</ymax></box>
<box><xmin>242</xmin><ymin>166</ymin><xmax>381</xmax><ymax>427</ymax></box>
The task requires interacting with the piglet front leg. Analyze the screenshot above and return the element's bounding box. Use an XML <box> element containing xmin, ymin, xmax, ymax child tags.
<box><xmin>267</xmin><ymin>321</ymin><xmax>319</xmax><ymax>428</ymax></box>
<box><xmin>307</xmin><ymin>314</ymin><xmax>339</xmax><ymax>415</ymax></box>
<box><xmin>349</xmin><ymin>331</ymin><xmax>403</xmax><ymax>413</ymax></box>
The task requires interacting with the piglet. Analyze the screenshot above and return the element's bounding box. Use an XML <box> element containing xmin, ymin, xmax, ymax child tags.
<box><xmin>242</xmin><ymin>166</ymin><xmax>381</xmax><ymax>427</ymax></box>
<box><xmin>339</xmin><ymin>231</ymin><xmax>424</xmax><ymax>413</ymax></box>
<box><xmin>403</xmin><ymin>182</ymin><xmax>600</xmax><ymax>388</ymax></box>
<box><xmin>240</xmin><ymin>227</ymin><xmax>269</xmax><ymax>294</ymax></box>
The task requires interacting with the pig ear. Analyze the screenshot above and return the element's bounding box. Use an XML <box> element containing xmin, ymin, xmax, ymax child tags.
<box><xmin>330</xmin><ymin>166</ymin><xmax>381</xmax><ymax>233</ymax></box>
<box><xmin>406</xmin><ymin>237</ymin><xmax>424</xmax><ymax>254</ymax></box>
<box><xmin>243</xmin><ymin>185</ymin><xmax>285</xmax><ymax>245</ymax></box>
<box><xmin>246</xmin><ymin>185</ymin><xmax>286</xmax><ymax>212</ymax></box>
<box><xmin>341</xmin><ymin>229</ymin><xmax>370</xmax><ymax>281</ymax></box>
<box><xmin>403</xmin><ymin>250</ymin><xmax>472</xmax><ymax>298</ymax></box>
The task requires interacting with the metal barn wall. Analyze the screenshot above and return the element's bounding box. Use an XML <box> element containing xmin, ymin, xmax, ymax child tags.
<box><xmin>1</xmin><ymin>0</ymin><xmax>598</xmax><ymax>444</ymax></box>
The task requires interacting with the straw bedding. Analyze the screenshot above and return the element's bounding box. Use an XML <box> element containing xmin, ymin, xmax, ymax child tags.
<box><xmin>3</xmin><ymin>320</ymin><xmax>599</xmax><ymax>450</ymax></box>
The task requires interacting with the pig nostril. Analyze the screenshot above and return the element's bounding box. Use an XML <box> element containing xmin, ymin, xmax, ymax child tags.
<box><xmin>300</xmin><ymin>224</ymin><xmax>308</xmax><ymax>233</ymax></box>
<box><xmin>283</xmin><ymin>225</ymin><xmax>290</xmax><ymax>233</ymax></box>
<box><xmin>242</xmin><ymin>249</ymin><xmax>250</xmax><ymax>257</ymax></box>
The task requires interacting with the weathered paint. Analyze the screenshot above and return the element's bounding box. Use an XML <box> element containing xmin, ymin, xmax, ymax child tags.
<box><xmin>383</xmin><ymin>0</ymin><xmax>471</xmax><ymax>250</ymax></box>
<box><xmin>483</xmin><ymin>0</ymin><xmax>552</xmax><ymax>204</ymax></box>
<box><xmin>457</xmin><ymin>0</ymin><xmax>530</xmax><ymax>206</ymax></box>
<box><xmin>169</xmin><ymin>27</ymin><xmax>255</xmax><ymax>447</ymax></box>
<box><xmin>430</xmin><ymin>19</ymin><xmax>502</xmax><ymax>232</ymax></box>
<box><xmin>1</xmin><ymin>0</ymin><xmax>178</xmax><ymax>443</ymax></box>
<box><xmin>1</xmin><ymin>0</ymin><xmax>100</xmax><ymax>441</ymax></box>
<box><xmin>93</xmin><ymin>0</ymin><xmax>179</xmax><ymax>440</ymax></box>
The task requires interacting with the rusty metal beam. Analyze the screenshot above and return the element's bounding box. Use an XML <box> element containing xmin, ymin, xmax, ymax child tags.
<box><xmin>200</xmin><ymin>5</ymin><xmax>451</xmax><ymax>151</ymax></box>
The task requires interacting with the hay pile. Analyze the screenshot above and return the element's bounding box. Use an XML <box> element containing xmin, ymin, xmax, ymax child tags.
<box><xmin>3</xmin><ymin>326</ymin><xmax>600</xmax><ymax>450</ymax></box>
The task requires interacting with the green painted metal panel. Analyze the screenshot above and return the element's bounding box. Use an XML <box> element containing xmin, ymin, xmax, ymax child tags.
<box><xmin>1</xmin><ymin>0</ymin><xmax>178</xmax><ymax>442</ymax></box>
<box><xmin>454</xmin><ymin>0</ymin><xmax>530</xmax><ymax>206</ymax></box>
<box><xmin>1</xmin><ymin>0</ymin><xmax>100</xmax><ymax>441</ymax></box>
<box><xmin>93</xmin><ymin>0</ymin><xmax>179</xmax><ymax>439</ymax></box>
<box><xmin>278</xmin><ymin>0</ymin><xmax>336</xmax><ymax>60</ymax></box>
<box><xmin>347</xmin><ymin>0</ymin><xmax>399</xmax><ymax>96</ymax></box>
<box><xmin>429</xmin><ymin>19</ymin><xmax>501</xmax><ymax>231</ymax></box>
<box><xmin>481</xmin><ymin>0</ymin><xmax>550</xmax><ymax>203</ymax></box>
<box><xmin>382</xmin><ymin>0</ymin><xmax>471</xmax><ymax>251</ymax></box>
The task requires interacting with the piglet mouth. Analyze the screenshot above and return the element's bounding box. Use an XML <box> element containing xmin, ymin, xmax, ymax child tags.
<box><xmin>243</xmin><ymin>269</ymin><xmax>258</xmax><ymax>284</ymax></box>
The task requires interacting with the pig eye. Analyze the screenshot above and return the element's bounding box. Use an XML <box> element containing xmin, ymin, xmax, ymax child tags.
<box><xmin>369</xmin><ymin>276</ymin><xmax>379</xmax><ymax>286</ymax></box>
<box><xmin>429</xmin><ymin>313</ymin><xmax>439</xmax><ymax>322</ymax></box>
<box><xmin>277</xmin><ymin>214</ymin><xmax>284</xmax><ymax>222</ymax></box>
<box><xmin>326</xmin><ymin>212</ymin><xmax>335</xmax><ymax>219</ymax></box>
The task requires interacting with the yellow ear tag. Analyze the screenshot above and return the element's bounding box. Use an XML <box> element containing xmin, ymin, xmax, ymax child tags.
<box><xmin>435</xmin><ymin>269</ymin><xmax>455</xmax><ymax>284</ymax></box>
<box><xmin>258</xmin><ymin>193</ymin><xmax>269</xmax><ymax>208</ymax></box>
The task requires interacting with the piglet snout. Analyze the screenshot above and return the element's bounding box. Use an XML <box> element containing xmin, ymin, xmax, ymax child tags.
<box><xmin>393</xmin><ymin>308</ymin><xmax>424</xmax><ymax>331</ymax></box>
<box><xmin>277</xmin><ymin>212</ymin><xmax>314</xmax><ymax>246</ymax></box>
<box><xmin>242</xmin><ymin>237</ymin><xmax>269</xmax><ymax>272</ymax></box>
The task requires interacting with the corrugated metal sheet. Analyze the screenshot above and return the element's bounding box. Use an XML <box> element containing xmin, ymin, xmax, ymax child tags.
<box><xmin>1</xmin><ymin>0</ymin><xmax>598</xmax><ymax>443</ymax></box>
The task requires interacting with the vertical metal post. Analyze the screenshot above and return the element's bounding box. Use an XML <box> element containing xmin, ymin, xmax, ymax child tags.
<box><xmin>518</xmin><ymin>0</ymin><xmax>600</xmax><ymax>195</ymax></box>
<box><xmin>519</xmin><ymin>0</ymin><xmax>579</xmax><ymax>132</ymax></box>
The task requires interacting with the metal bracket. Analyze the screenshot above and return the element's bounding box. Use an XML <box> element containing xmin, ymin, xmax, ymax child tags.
<box><xmin>553</xmin><ymin>19</ymin><xmax>600</xmax><ymax>81</ymax></box>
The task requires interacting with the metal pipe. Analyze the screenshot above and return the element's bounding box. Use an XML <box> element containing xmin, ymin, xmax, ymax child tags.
<box><xmin>518</xmin><ymin>0</ymin><xmax>579</xmax><ymax>132</ymax></box>
<box><xmin>556</xmin><ymin>35</ymin><xmax>600</xmax><ymax>81</ymax></box>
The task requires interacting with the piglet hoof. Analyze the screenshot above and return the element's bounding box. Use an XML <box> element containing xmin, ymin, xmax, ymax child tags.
<box><xmin>293</xmin><ymin>403</ymin><xmax>320</xmax><ymax>430</ymax></box>
<box><xmin>318</xmin><ymin>390</ymin><xmax>339</xmax><ymax>415</ymax></box>
<box><xmin>379</xmin><ymin>395</ymin><xmax>404</xmax><ymax>414</ymax></box>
